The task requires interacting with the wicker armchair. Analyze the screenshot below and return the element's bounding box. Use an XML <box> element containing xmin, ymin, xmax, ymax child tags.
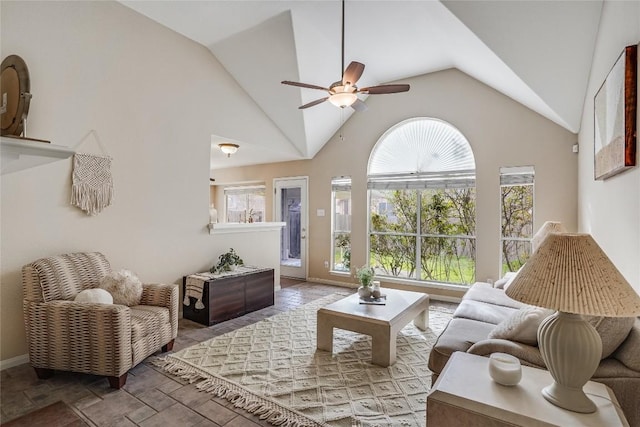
<box><xmin>22</xmin><ymin>252</ymin><xmax>178</xmax><ymax>388</ymax></box>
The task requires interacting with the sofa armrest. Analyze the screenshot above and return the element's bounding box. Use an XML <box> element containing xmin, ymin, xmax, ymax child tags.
<box><xmin>23</xmin><ymin>300</ymin><xmax>132</xmax><ymax>376</ymax></box>
<box><xmin>140</xmin><ymin>283</ymin><xmax>178</xmax><ymax>339</ymax></box>
<box><xmin>467</xmin><ymin>338</ymin><xmax>546</xmax><ymax>369</ymax></box>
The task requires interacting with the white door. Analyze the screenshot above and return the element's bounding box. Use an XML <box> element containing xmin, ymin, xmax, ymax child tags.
<box><xmin>274</xmin><ymin>177</ymin><xmax>308</xmax><ymax>279</ymax></box>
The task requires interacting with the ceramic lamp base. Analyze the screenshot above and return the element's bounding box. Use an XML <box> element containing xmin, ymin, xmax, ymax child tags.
<box><xmin>542</xmin><ymin>382</ymin><xmax>596</xmax><ymax>413</ymax></box>
<box><xmin>537</xmin><ymin>311</ymin><xmax>601</xmax><ymax>414</ymax></box>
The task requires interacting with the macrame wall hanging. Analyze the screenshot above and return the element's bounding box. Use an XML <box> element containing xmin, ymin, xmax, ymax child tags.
<box><xmin>71</xmin><ymin>130</ymin><xmax>113</xmax><ymax>216</ymax></box>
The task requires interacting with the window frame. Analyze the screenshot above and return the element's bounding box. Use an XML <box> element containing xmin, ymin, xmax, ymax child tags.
<box><xmin>330</xmin><ymin>177</ymin><xmax>352</xmax><ymax>273</ymax></box>
<box><xmin>223</xmin><ymin>185</ymin><xmax>266</xmax><ymax>223</ymax></box>
<box><xmin>499</xmin><ymin>166</ymin><xmax>535</xmax><ymax>277</ymax></box>
<box><xmin>366</xmin><ymin>117</ymin><xmax>477</xmax><ymax>287</ymax></box>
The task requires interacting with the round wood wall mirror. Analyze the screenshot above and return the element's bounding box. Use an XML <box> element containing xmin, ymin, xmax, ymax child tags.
<box><xmin>1</xmin><ymin>55</ymin><xmax>31</xmax><ymax>137</ymax></box>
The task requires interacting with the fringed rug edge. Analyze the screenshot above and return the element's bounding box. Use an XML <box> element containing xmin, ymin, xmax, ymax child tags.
<box><xmin>153</xmin><ymin>353</ymin><xmax>345</xmax><ymax>427</ymax></box>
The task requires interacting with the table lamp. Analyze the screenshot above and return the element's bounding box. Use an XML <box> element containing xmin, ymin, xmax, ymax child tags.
<box><xmin>505</xmin><ymin>233</ymin><xmax>640</xmax><ymax>413</ymax></box>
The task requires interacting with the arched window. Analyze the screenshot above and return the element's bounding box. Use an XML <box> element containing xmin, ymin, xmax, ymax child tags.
<box><xmin>367</xmin><ymin>118</ymin><xmax>476</xmax><ymax>285</ymax></box>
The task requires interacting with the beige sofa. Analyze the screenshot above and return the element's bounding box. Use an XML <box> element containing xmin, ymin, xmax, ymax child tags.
<box><xmin>428</xmin><ymin>282</ymin><xmax>640</xmax><ymax>426</ymax></box>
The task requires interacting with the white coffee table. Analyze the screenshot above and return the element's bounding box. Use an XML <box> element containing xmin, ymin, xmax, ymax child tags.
<box><xmin>316</xmin><ymin>288</ymin><xmax>430</xmax><ymax>367</ymax></box>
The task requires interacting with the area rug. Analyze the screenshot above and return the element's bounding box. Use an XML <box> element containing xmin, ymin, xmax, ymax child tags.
<box><xmin>154</xmin><ymin>293</ymin><xmax>453</xmax><ymax>427</ymax></box>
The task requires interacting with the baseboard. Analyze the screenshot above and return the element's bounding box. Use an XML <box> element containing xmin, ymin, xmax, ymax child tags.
<box><xmin>306</xmin><ymin>277</ymin><xmax>462</xmax><ymax>303</ymax></box>
<box><xmin>307</xmin><ymin>277</ymin><xmax>358</xmax><ymax>288</ymax></box>
<box><xmin>0</xmin><ymin>353</ymin><xmax>29</xmax><ymax>371</ymax></box>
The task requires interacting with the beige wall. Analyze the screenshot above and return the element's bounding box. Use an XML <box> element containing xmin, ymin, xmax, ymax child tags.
<box><xmin>0</xmin><ymin>0</ymin><xmax>585</xmax><ymax>365</ymax></box>
<box><xmin>214</xmin><ymin>68</ymin><xmax>579</xmax><ymax>292</ymax></box>
<box><xmin>0</xmin><ymin>1</ymin><xmax>284</xmax><ymax>363</ymax></box>
<box><xmin>578</xmin><ymin>1</ymin><xmax>640</xmax><ymax>293</ymax></box>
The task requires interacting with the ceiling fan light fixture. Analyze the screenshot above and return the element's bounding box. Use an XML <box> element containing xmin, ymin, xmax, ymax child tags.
<box><xmin>329</xmin><ymin>92</ymin><xmax>358</xmax><ymax>108</ymax></box>
<box><xmin>218</xmin><ymin>143</ymin><xmax>239</xmax><ymax>157</ymax></box>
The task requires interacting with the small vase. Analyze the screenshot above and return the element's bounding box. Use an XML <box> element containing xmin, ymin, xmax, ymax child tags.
<box><xmin>209</xmin><ymin>207</ymin><xmax>218</xmax><ymax>223</ymax></box>
<box><xmin>371</xmin><ymin>281</ymin><xmax>381</xmax><ymax>298</ymax></box>
<box><xmin>358</xmin><ymin>286</ymin><xmax>372</xmax><ymax>299</ymax></box>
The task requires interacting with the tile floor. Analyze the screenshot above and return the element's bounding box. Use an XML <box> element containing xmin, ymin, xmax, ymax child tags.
<box><xmin>0</xmin><ymin>282</ymin><xmax>456</xmax><ymax>427</ymax></box>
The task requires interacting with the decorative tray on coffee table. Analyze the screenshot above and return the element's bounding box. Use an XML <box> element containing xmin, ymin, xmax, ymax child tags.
<box><xmin>359</xmin><ymin>294</ymin><xmax>387</xmax><ymax>305</ymax></box>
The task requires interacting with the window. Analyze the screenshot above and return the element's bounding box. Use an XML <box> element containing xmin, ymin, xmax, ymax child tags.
<box><xmin>331</xmin><ymin>177</ymin><xmax>351</xmax><ymax>272</ymax></box>
<box><xmin>368</xmin><ymin>118</ymin><xmax>476</xmax><ymax>286</ymax></box>
<box><xmin>500</xmin><ymin>166</ymin><xmax>535</xmax><ymax>275</ymax></box>
<box><xmin>224</xmin><ymin>185</ymin><xmax>265</xmax><ymax>223</ymax></box>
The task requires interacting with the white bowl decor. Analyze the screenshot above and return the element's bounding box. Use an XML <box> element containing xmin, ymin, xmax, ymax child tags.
<box><xmin>489</xmin><ymin>352</ymin><xmax>522</xmax><ymax>386</ymax></box>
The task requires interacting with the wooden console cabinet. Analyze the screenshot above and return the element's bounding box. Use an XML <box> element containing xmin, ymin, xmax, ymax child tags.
<box><xmin>182</xmin><ymin>268</ymin><xmax>274</xmax><ymax>326</ymax></box>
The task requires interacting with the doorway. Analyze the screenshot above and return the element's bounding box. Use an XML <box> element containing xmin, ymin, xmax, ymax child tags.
<box><xmin>274</xmin><ymin>177</ymin><xmax>308</xmax><ymax>279</ymax></box>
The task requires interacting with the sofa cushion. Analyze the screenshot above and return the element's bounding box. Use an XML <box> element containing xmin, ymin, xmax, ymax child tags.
<box><xmin>488</xmin><ymin>306</ymin><xmax>554</xmax><ymax>345</ymax></box>
<box><xmin>494</xmin><ymin>271</ymin><xmax>517</xmax><ymax>290</ymax></box>
<box><xmin>130</xmin><ymin>305</ymin><xmax>170</xmax><ymax>342</ymax></box>
<box><xmin>586</xmin><ymin>315</ymin><xmax>636</xmax><ymax>359</ymax></box>
<box><xmin>593</xmin><ymin>356</ymin><xmax>640</xmax><ymax>379</ymax></box>
<box><xmin>462</xmin><ymin>282</ymin><xmax>524</xmax><ymax>309</ymax></box>
<box><xmin>612</xmin><ymin>318</ymin><xmax>640</xmax><ymax>370</ymax></box>
<box><xmin>428</xmin><ymin>318</ymin><xmax>496</xmax><ymax>375</ymax></box>
<box><xmin>454</xmin><ymin>300</ymin><xmax>520</xmax><ymax>325</ymax></box>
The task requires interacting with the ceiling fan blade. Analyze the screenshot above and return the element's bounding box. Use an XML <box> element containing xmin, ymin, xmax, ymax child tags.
<box><xmin>359</xmin><ymin>84</ymin><xmax>410</xmax><ymax>94</ymax></box>
<box><xmin>351</xmin><ymin>98</ymin><xmax>368</xmax><ymax>112</ymax></box>
<box><xmin>299</xmin><ymin>97</ymin><xmax>329</xmax><ymax>109</ymax></box>
<box><xmin>342</xmin><ymin>61</ymin><xmax>365</xmax><ymax>86</ymax></box>
<box><xmin>282</xmin><ymin>81</ymin><xmax>330</xmax><ymax>92</ymax></box>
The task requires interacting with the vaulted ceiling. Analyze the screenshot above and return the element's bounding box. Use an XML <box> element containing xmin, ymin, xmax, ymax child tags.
<box><xmin>120</xmin><ymin>1</ymin><xmax>603</xmax><ymax>169</ymax></box>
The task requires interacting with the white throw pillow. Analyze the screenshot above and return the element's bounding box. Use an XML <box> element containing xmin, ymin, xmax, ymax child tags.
<box><xmin>99</xmin><ymin>269</ymin><xmax>143</xmax><ymax>306</ymax></box>
<box><xmin>489</xmin><ymin>306</ymin><xmax>554</xmax><ymax>345</ymax></box>
<box><xmin>75</xmin><ymin>288</ymin><xmax>113</xmax><ymax>304</ymax></box>
<box><xmin>494</xmin><ymin>271</ymin><xmax>517</xmax><ymax>290</ymax></box>
<box><xmin>502</xmin><ymin>268</ymin><xmax>522</xmax><ymax>291</ymax></box>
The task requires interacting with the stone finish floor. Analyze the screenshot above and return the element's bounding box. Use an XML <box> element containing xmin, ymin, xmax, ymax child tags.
<box><xmin>1</xmin><ymin>282</ymin><xmax>456</xmax><ymax>427</ymax></box>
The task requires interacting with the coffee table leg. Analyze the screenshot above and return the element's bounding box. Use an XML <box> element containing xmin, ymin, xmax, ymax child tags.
<box><xmin>414</xmin><ymin>308</ymin><xmax>429</xmax><ymax>330</ymax></box>
<box><xmin>316</xmin><ymin>312</ymin><xmax>334</xmax><ymax>352</ymax></box>
<box><xmin>371</xmin><ymin>327</ymin><xmax>394</xmax><ymax>367</ymax></box>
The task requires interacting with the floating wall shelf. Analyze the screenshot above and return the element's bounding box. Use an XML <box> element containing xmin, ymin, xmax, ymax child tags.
<box><xmin>1</xmin><ymin>136</ymin><xmax>75</xmax><ymax>175</ymax></box>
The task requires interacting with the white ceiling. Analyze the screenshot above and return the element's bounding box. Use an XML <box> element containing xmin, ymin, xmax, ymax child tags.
<box><xmin>120</xmin><ymin>0</ymin><xmax>603</xmax><ymax>170</ymax></box>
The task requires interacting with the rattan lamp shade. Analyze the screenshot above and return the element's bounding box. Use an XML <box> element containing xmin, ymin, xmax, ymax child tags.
<box><xmin>506</xmin><ymin>233</ymin><xmax>640</xmax><ymax>316</ymax></box>
<box><xmin>531</xmin><ymin>221</ymin><xmax>567</xmax><ymax>253</ymax></box>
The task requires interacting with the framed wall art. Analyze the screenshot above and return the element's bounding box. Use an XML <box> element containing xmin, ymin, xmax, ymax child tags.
<box><xmin>594</xmin><ymin>44</ymin><xmax>637</xmax><ymax>180</ymax></box>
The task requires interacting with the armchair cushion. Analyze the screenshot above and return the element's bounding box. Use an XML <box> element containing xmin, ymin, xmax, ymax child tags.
<box><xmin>130</xmin><ymin>306</ymin><xmax>170</xmax><ymax>342</ymax></box>
<box><xmin>30</xmin><ymin>252</ymin><xmax>110</xmax><ymax>302</ymax></box>
<box><xmin>100</xmin><ymin>269</ymin><xmax>143</xmax><ymax>306</ymax></box>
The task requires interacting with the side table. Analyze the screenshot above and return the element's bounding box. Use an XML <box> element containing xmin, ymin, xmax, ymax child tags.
<box><xmin>427</xmin><ymin>352</ymin><xmax>629</xmax><ymax>427</ymax></box>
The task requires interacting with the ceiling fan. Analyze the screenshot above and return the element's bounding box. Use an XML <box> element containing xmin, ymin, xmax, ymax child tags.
<box><xmin>281</xmin><ymin>0</ymin><xmax>410</xmax><ymax>111</ymax></box>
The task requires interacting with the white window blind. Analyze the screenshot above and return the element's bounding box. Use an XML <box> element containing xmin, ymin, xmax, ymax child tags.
<box><xmin>500</xmin><ymin>166</ymin><xmax>534</xmax><ymax>186</ymax></box>
<box><xmin>368</xmin><ymin>170</ymin><xmax>475</xmax><ymax>190</ymax></box>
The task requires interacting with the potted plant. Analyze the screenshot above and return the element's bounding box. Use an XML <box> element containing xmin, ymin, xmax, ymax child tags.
<box><xmin>355</xmin><ymin>265</ymin><xmax>375</xmax><ymax>298</ymax></box>
<box><xmin>210</xmin><ymin>248</ymin><xmax>244</xmax><ymax>273</ymax></box>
